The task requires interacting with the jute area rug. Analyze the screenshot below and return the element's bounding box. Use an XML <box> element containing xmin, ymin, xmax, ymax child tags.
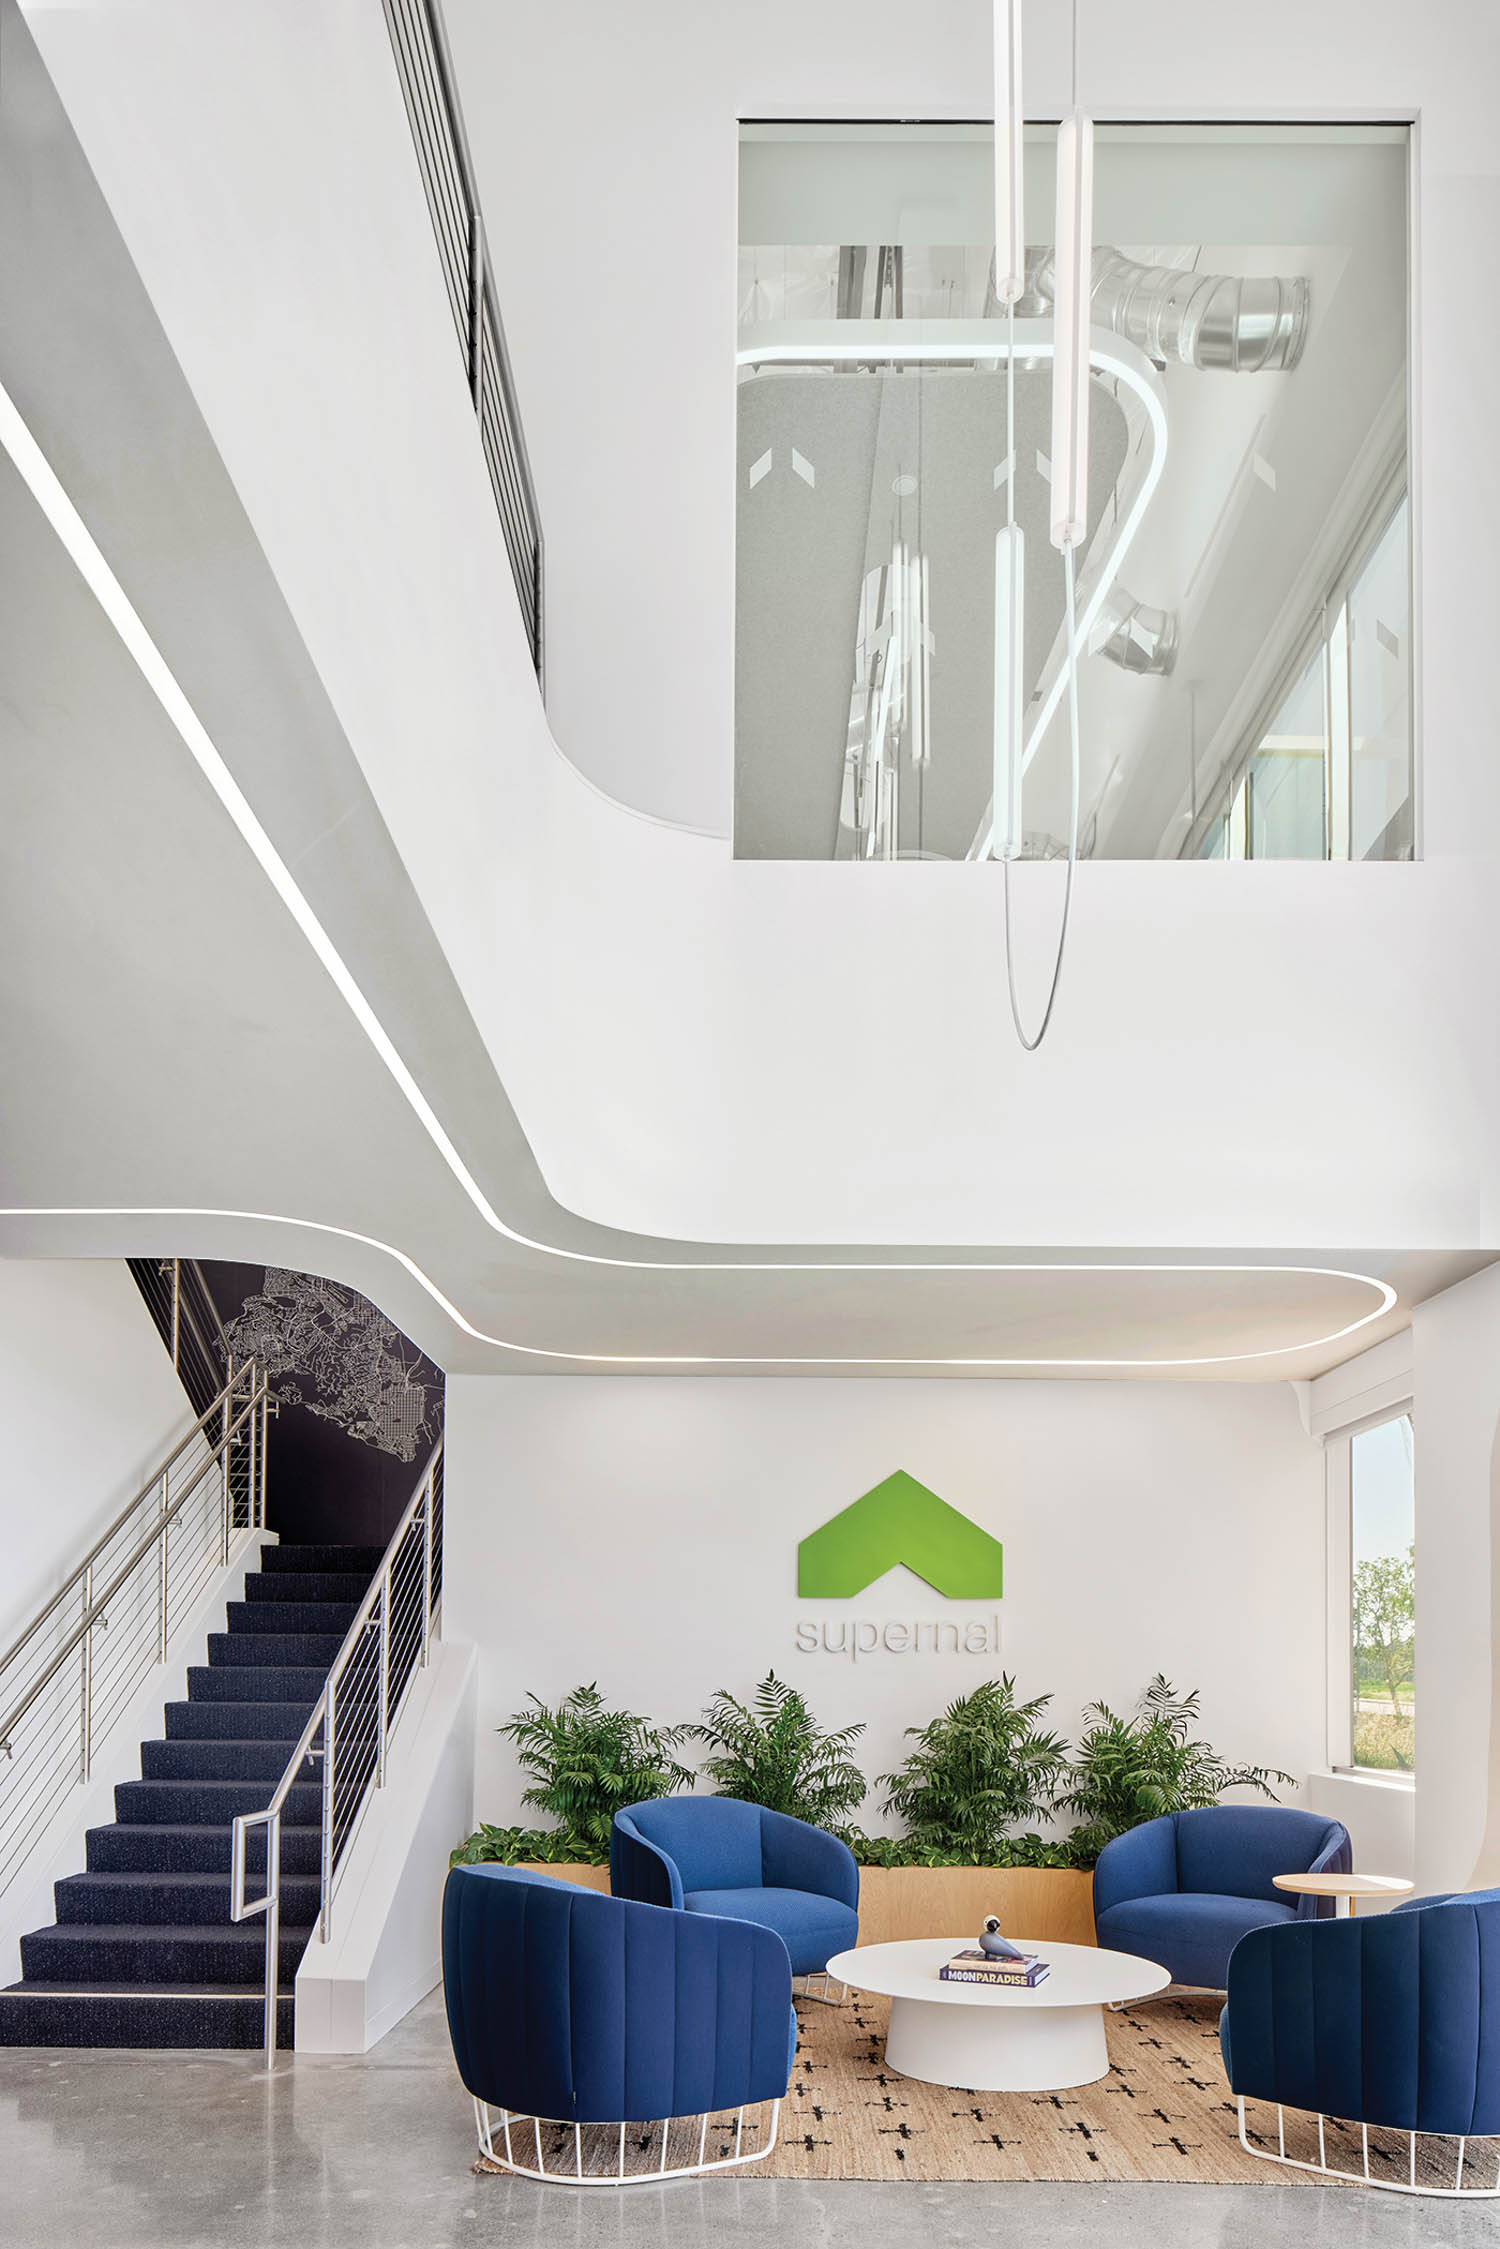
<box><xmin>768</xmin><ymin>1991</ymin><xmax>1280</xmax><ymax>2183</ymax></box>
<box><xmin>766</xmin><ymin>1991</ymin><xmax>1483</xmax><ymax>2186</ymax></box>
<box><xmin>475</xmin><ymin>1992</ymin><xmax>1493</xmax><ymax>2188</ymax></box>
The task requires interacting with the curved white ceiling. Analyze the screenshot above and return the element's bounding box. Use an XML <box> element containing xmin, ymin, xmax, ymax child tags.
<box><xmin>0</xmin><ymin>371</ymin><xmax>1434</xmax><ymax>1378</ymax></box>
<box><xmin>2</xmin><ymin>0</ymin><xmax>1490</xmax><ymax>1384</ymax></box>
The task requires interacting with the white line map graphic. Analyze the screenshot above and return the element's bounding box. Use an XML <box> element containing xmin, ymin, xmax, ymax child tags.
<box><xmin>222</xmin><ymin>1267</ymin><xmax>440</xmax><ymax>1461</ymax></box>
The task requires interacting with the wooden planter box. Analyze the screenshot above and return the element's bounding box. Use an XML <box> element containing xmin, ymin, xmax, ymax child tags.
<box><xmin>854</xmin><ymin>1865</ymin><xmax>1094</xmax><ymax>1947</ymax></box>
<box><xmin>519</xmin><ymin>1861</ymin><xmax>1094</xmax><ymax>1946</ymax></box>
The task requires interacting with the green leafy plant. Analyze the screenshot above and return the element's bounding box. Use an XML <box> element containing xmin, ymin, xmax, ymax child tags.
<box><xmin>877</xmin><ymin>1676</ymin><xmax>1070</xmax><ymax>1860</ymax></box>
<box><xmin>1060</xmin><ymin>1675</ymin><xmax>1295</xmax><ymax>1862</ymax></box>
<box><xmin>845</xmin><ymin>1829</ymin><xmax>1081</xmax><ymax>1870</ymax></box>
<box><xmin>500</xmin><ymin>1684</ymin><xmax>694</xmax><ymax>1858</ymax></box>
<box><xmin>449</xmin><ymin>1823</ymin><xmax>606</xmax><ymax>1868</ymax></box>
<box><xmin>691</xmin><ymin>1672</ymin><xmax>867</xmax><ymax>1826</ymax></box>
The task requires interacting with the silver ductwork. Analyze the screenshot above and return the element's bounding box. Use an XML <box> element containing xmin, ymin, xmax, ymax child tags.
<box><xmin>1093</xmin><ymin>586</ymin><xmax>1179</xmax><ymax>675</ymax></box>
<box><xmin>1029</xmin><ymin>248</ymin><xmax>1309</xmax><ymax>373</ymax></box>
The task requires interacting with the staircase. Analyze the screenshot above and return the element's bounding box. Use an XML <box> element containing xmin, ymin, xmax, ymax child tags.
<box><xmin>0</xmin><ymin>1541</ymin><xmax>384</xmax><ymax>2048</ymax></box>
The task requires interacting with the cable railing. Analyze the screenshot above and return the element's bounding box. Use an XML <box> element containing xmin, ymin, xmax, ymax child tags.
<box><xmin>380</xmin><ymin>0</ymin><xmax>544</xmax><ymax>682</ymax></box>
<box><xmin>0</xmin><ymin>1362</ymin><xmax>269</xmax><ymax>1906</ymax></box>
<box><xmin>231</xmin><ymin>1439</ymin><xmax>444</xmax><ymax>2066</ymax></box>
<box><xmin>128</xmin><ymin>1255</ymin><xmax>232</xmax><ymax>1418</ymax></box>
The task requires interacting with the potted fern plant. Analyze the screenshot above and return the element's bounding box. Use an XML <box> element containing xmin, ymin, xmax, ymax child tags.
<box><xmin>450</xmin><ymin>1683</ymin><xmax>694</xmax><ymax>1882</ymax></box>
<box><xmin>691</xmin><ymin>1672</ymin><xmax>868</xmax><ymax>1826</ymax></box>
<box><xmin>1060</xmin><ymin>1675</ymin><xmax>1296</xmax><ymax>1862</ymax></box>
<box><xmin>852</xmin><ymin>1678</ymin><xmax>1095</xmax><ymax>1946</ymax></box>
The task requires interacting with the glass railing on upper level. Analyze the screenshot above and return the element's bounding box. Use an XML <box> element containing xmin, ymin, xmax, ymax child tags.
<box><xmin>734</xmin><ymin>124</ymin><xmax>1412</xmax><ymax>864</ymax></box>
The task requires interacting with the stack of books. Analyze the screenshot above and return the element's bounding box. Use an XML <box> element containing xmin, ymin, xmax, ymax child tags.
<box><xmin>938</xmin><ymin>1947</ymin><xmax>1050</xmax><ymax>1989</ymax></box>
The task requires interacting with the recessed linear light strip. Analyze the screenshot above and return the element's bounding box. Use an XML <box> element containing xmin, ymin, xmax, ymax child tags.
<box><xmin>0</xmin><ymin>1208</ymin><xmax>1397</xmax><ymax>1370</ymax></box>
<box><xmin>0</xmin><ymin>380</ymin><xmax>1398</xmax><ymax>1365</ymax></box>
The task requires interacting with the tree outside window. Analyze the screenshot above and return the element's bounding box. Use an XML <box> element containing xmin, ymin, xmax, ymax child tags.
<box><xmin>1350</xmin><ymin>1416</ymin><xmax>1415</xmax><ymax>1772</ymax></box>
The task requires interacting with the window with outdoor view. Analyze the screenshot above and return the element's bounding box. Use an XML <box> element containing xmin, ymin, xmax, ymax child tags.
<box><xmin>1350</xmin><ymin>1413</ymin><xmax>1414</xmax><ymax>1772</ymax></box>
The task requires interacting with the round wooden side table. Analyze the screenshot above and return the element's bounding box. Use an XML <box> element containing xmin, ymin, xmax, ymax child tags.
<box><xmin>1272</xmin><ymin>1871</ymin><xmax>1415</xmax><ymax>1919</ymax></box>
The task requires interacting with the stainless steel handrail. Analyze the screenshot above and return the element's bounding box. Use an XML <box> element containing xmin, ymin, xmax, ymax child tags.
<box><xmin>0</xmin><ymin>1360</ymin><xmax>270</xmax><ymax>1905</ymax></box>
<box><xmin>0</xmin><ymin>1366</ymin><xmax>260</xmax><ymax>1685</ymax></box>
<box><xmin>0</xmin><ymin>1367</ymin><xmax>265</xmax><ymax>1754</ymax></box>
<box><xmin>231</xmin><ymin>1438</ymin><xmax>443</xmax><ymax>2067</ymax></box>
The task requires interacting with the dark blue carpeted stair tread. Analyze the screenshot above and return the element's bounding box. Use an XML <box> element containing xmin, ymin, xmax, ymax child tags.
<box><xmin>206</xmin><ymin>1631</ymin><xmax>345</xmax><ymax>1668</ymax></box>
<box><xmin>257</xmin><ymin>1544</ymin><xmax>385</xmax><ymax>1575</ymax></box>
<box><xmin>164</xmin><ymin>1700</ymin><xmax>318</xmax><ymax>1740</ymax></box>
<box><xmin>86</xmin><ymin>1823</ymin><xmax>322</xmax><ymax>1875</ymax></box>
<box><xmin>0</xmin><ymin>1988</ymin><xmax>296</xmax><ymax>2049</ymax></box>
<box><xmin>187</xmin><ymin>1664</ymin><xmax>329</xmax><ymax>1702</ymax></box>
<box><xmin>224</xmin><ymin>1599</ymin><xmax>361</xmax><ymax>1636</ymax></box>
<box><xmin>54</xmin><ymin>1870</ymin><xmax>323</xmax><ymax>1927</ymax></box>
<box><xmin>242</xmin><ymin>1571</ymin><xmax>374</xmax><ymax>1604</ymax></box>
<box><xmin>20</xmin><ymin>1924</ymin><xmax>311</xmax><ymax>1984</ymax></box>
<box><xmin>2</xmin><ymin>1537</ymin><xmax>378</xmax><ymax>2052</ymax></box>
<box><xmin>140</xmin><ymin>1740</ymin><xmax>319</xmax><ymax>1783</ymax></box>
<box><xmin>114</xmin><ymin>1779</ymin><xmax>323</xmax><ymax>1827</ymax></box>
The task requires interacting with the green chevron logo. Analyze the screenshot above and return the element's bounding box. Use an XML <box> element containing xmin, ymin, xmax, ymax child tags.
<box><xmin>797</xmin><ymin>1470</ymin><xmax>1004</xmax><ymax>1599</ymax></box>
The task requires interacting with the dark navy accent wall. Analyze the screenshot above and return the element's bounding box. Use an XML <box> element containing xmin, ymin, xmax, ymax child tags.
<box><xmin>201</xmin><ymin>1262</ymin><xmax>443</xmax><ymax>1550</ymax></box>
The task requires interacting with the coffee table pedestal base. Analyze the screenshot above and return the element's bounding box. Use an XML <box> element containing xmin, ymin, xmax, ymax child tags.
<box><xmin>883</xmin><ymin>1992</ymin><xmax>1110</xmax><ymax>2093</ymax></box>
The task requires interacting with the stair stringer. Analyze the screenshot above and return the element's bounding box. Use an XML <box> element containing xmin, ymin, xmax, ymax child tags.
<box><xmin>293</xmin><ymin>1637</ymin><xmax>475</xmax><ymax>2052</ymax></box>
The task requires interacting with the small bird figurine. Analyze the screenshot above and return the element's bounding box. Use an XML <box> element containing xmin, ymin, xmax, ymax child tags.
<box><xmin>978</xmin><ymin>1915</ymin><xmax>1025</xmax><ymax>1960</ymax></box>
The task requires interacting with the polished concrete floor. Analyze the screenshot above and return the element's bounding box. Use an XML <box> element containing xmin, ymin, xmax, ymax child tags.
<box><xmin>2</xmin><ymin>1993</ymin><xmax>1497</xmax><ymax>2249</ymax></box>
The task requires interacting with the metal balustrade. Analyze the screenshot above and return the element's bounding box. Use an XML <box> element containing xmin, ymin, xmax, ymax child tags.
<box><xmin>231</xmin><ymin>1440</ymin><xmax>444</xmax><ymax>2066</ymax></box>
<box><xmin>381</xmin><ymin>0</ymin><xmax>544</xmax><ymax>681</ymax></box>
<box><xmin>0</xmin><ymin>1362</ymin><xmax>269</xmax><ymax>1906</ymax></box>
<box><xmin>128</xmin><ymin>1255</ymin><xmax>232</xmax><ymax>1417</ymax></box>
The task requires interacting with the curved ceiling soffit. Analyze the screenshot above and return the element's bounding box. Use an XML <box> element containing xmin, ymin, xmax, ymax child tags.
<box><xmin>0</xmin><ymin>374</ymin><xmax>1398</xmax><ymax>1369</ymax></box>
<box><xmin>0</xmin><ymin>1209</ymin><xmax>1396</xmax><ymax>1372</ymax></box>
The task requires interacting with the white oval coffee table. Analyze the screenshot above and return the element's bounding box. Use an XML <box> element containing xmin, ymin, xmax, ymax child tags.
<box><xmin>825</xmin><ymin>1936</ymin><xmax>1170</xmax><ymax>2093</ymax></box>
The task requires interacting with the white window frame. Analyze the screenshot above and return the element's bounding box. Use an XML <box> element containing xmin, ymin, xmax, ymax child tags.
<box><xmin>1320</xmin><ymin>1390</ymin><xmax>1416</xmax><ymax>1783</ymax></box>
<box><xmin>1190</xmin><ymin>469</ymin><xmax>1410</xmax><ymax>862</ymax></box>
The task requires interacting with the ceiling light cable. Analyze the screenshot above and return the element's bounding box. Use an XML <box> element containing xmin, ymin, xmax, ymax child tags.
<box><xmin>1000</xmin><ymin>0</ymin><xmax>1093</xmax><ymax>1048</ymax></box>
<box><xmin>994</xmin><ymin>0</ymin><xmax>1026</xmax><ymax>306</ymax></box>
<box><xmin>1002</xmin><ymin>540</ymin><xmax>1081</xmax><ymax>1050</ymax></box>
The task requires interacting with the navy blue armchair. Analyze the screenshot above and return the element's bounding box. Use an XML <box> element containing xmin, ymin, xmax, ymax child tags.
<box><xmin>442</xmin><ymin>1864</ymin><xmax>795</xmax><ymax>2183</ymax></box>
<box><xmin>611</xmin><ymin>1798</ymin><xmax>860</xmax><ymax>1980</ymax></box>
<box><xmin>1093</xmin><ymin>1805</ymin><xmax>1352</xmax><ymax>1989</ymax></box>
<box><xmin>1219</xmin><ymin>1889</ymin><xmax>1500</xmax><ymax>2197</ymax></box>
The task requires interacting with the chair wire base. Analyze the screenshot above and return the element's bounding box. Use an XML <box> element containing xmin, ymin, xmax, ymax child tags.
<box><xmin>1237</xmin><ymin>2096</ymin><xmax>1500</xmax><ymax>2199</ymax></box>
<box><xmin>473</xmin><ymin>2097</ymin><xmax>781</xmax><ymax>2186</ymax></box>
<box><xmin>792</xmin><ymin>1971</ymin><xmax>848</xmax><ymax>2006</ymax></box>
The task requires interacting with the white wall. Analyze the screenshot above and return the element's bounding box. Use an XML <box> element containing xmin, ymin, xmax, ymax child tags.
<box><xmin>17</xmin><ymin>0</ymin><xmax>1500</xmax><ymax>1258</ymax></box>
<box><xmin>1410</xmin><ymin>1262</ymin><xmax>1500</xmax><ymax>1892</ymax></box>
<box><xmin>446</xmin><ymin>1374</ymin><xmax>1325</xmax><ymax>1833</ymax></box>
<box><xmin>0</xmin><ymin>1257</ymin><xmax>191</xmax><ymax>1649</ymax></box>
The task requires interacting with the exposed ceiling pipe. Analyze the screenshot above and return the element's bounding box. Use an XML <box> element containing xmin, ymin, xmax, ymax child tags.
<box><xmin>1030</xmin><ymin>247</ymin><xmax>1310</xmax><ymax>373</ymax></box>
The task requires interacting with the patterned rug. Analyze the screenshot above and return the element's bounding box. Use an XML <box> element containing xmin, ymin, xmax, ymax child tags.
<box><xmin>766</xmin><ymin>1991</ymin><xmax>1266</xmax><ymax>2182</ymax></box>
<box><xmin>762</xmin><ymin>1991</ymin><xmax>1484</xmax><ymax>2187</ymax></box>
<box><xmin>472</xmin><ymin>1995</ymin><xmax>1497</xmax><ymax>2189</ymax></box>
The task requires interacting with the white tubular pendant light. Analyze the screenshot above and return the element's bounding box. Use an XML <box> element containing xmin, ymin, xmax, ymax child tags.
<box><xmin>994</xmin><ymin>0</ymin><xmax>1025</xmax><ymax>306</ymax></box>
<box><xmin>1002</xmin><ymin>5</ymin><xmax>1091</xmax><ymax>1053</ymax></box>
<box><xmin>993</xmin><ymin>523</ymin><xmax>1025</xmax><ymax>855</ymax></box>
<box><xmin>1049</xmin><ymin>103</ymin><xmax>1094</xmax><ymax>551</ymax></box>
<box><xmin>993</xmin><ymin>0</ymin><xmax>1026</xmax><ymax>858</ymax></box>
